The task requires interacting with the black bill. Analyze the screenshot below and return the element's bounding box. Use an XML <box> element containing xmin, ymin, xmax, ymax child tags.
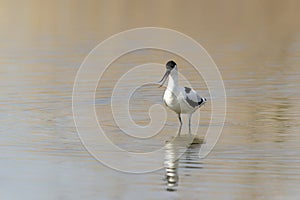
<box><xmin>158</xmin><ymin>70</ymin><xmax>170</xmax><ymax>88</ymax></box>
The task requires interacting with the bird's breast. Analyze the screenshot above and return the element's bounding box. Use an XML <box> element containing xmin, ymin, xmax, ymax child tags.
<box><xmin>163</xmin><ymin>90</ymin><xmax>181</xmax><ymax>113</ymax></box>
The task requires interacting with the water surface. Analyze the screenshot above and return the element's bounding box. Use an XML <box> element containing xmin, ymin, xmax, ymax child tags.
<box><xmin>1</xmin><ymin>1</ymin><xmax>300</xmax><ymax>199</ymax></box>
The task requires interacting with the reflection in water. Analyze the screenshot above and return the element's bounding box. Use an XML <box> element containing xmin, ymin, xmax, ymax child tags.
<box><xmin>164</xmin><ymin>141</ymin><xmax>179</xmax><ymax>191</ymax></box>
<box><xmin>164</xmin><ymin>132</ymin><xmax>203</xmax><ymax>192</ymax></box>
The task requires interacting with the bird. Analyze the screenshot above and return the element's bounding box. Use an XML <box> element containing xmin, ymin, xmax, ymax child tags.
<box><xmin>158</xmin><ymin>60</ymin><xmax>207</xmax><ymax>135</ymax></box>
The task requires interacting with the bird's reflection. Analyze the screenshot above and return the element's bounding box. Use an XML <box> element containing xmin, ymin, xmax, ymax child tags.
<box><xmin>164</xmin><ymin>129</ymin><xmax>203</xmax><ymax>192</ymax></box>
<box><xmin>164</xmin><ymin>140</ymin><xmax>180</xmax><ymax>191</ymax></box>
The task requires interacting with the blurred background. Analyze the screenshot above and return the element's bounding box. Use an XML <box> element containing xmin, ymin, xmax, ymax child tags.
<box><xmin>1</xmin><ymin>0</ymin><xmax>300</xmax><ymax>199</ymax></box>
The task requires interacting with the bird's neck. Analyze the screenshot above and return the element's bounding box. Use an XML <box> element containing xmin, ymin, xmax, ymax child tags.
<box><xmin>167</xmin><ymin>70</ymin><xmax>178</xmax><ymax>93</ymax></box>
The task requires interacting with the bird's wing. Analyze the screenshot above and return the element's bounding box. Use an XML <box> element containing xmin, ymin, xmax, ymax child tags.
<box><xmin>183</xmin><ymin>87</ymin><xmax>204</xmax><ymax>108</ymax></box>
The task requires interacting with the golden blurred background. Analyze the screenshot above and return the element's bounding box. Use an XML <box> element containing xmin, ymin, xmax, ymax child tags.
<box><xmin>1</xmin><ymin>1</ymin><xmax>300</xmax><ymax>199</ymax></box>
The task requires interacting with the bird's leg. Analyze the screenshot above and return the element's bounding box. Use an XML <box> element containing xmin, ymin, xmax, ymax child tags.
<box><xmin>178</xmin><ymin>114</ymin><xmax>182</xmax><ymax>136</ymax></box>
<box><xmin>188</xmin><ymin>114</ymin><xmax>192</xmax><ymax>135</ymax></box>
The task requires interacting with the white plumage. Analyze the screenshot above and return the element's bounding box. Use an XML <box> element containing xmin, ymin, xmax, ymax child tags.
<box><xmin>159</xmin><ymin>60</ymin><xmax>206</xmax><ymax>134</ymax></box>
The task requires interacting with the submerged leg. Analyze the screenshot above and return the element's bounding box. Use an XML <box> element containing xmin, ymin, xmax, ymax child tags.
<box><xmin>188</xmin><ymin>114</ymin><xmax>192</xmax><ymax>134</ymax></box>
<box><xmin>177</xmin><ymin>114</ymin><xmax>182</xmax><ymax>135</ymax></box>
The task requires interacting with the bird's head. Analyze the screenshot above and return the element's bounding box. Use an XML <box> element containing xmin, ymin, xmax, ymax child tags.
<box><xmin>158</xmin><ymin>60</ymin><xmax>177</xmax><ymax>88</ymax></box>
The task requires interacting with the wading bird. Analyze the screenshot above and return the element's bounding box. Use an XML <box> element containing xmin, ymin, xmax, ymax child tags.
<box><xmin>158</xmin><ymin>60</ymin><xmax>206</xmax><ymax>134</ymax></box>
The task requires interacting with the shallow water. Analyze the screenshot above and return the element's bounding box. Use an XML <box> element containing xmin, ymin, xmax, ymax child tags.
<box><xmin>1</xmin><ymin>1</ymin><xmax>300</xmax><ymax>199</ymax></box>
